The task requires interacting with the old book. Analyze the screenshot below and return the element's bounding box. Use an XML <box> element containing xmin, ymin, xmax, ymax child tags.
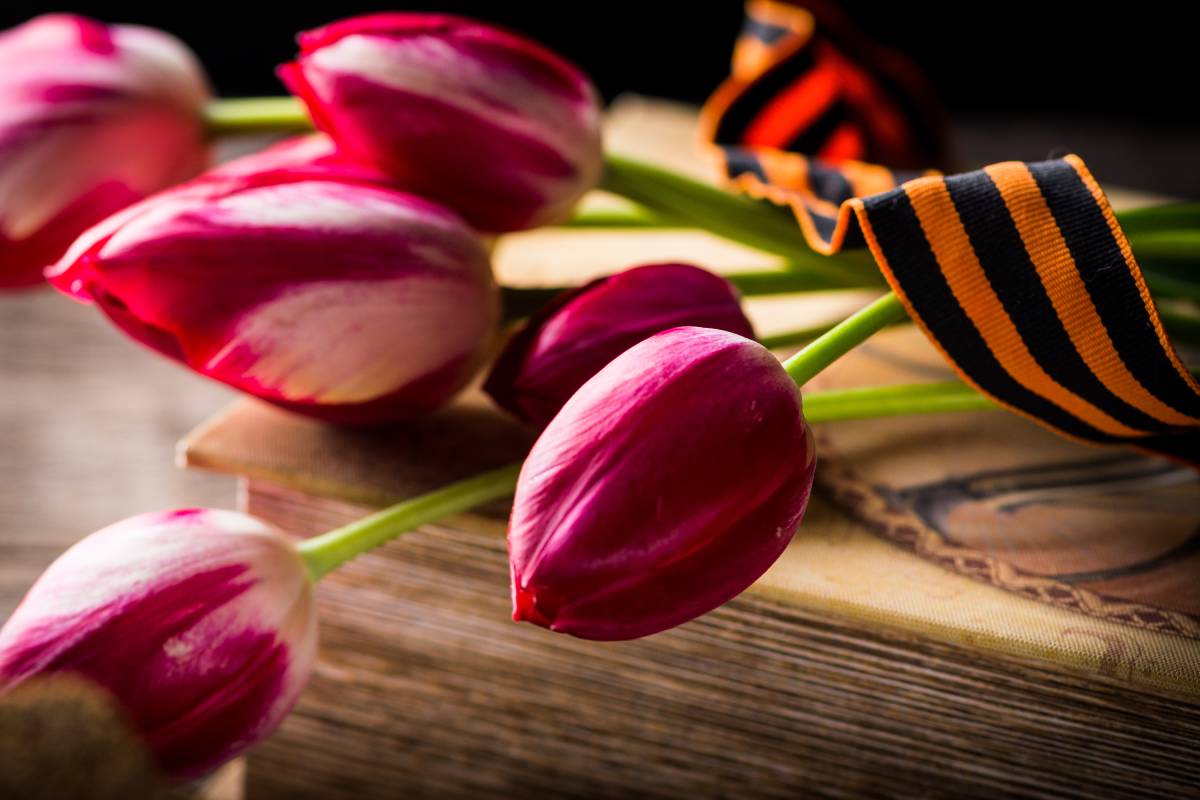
<box><xmin>179</xmin><ymin>100</ymin><xmax>1199</xmax><ymax>797</ymax></box>
<box><xmin>180</xmin><ymin>386</ymin><xmax>1200</xmax><ymax>799</ymax></box>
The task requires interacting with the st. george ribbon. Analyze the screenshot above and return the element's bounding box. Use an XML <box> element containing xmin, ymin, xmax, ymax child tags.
<box><xmin>703</xmin><ymin>0</ymin><xmax>1200</xmax><ymax>466</ymax></box>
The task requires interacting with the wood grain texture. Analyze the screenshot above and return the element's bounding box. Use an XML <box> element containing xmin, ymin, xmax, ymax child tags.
<box><xmin>184</xmin><ymin>391</ymin><xmax>1200</xmax><ymax>701</ymax></box>
<box><xmin>0</xmin><ymin>290</ymin><xmax>234</xmax><ymax>618</ymax></box>
<box><xmin>242</xmin><ymin>479</ymin><xmax>1200</xmax><ymax>800</ymax></box>
<box><xmin>4</xmin><ymin>99</ymin><xmax>1194</xmax><ymax>798</ymax></box>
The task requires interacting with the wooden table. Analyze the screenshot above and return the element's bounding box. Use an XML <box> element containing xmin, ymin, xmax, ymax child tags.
<box><xmin>0</xmin><ymin>290</ymin><xmax>234</xmax><ymax>619</ymax></box>
<box><xmin>0</xmin><ymin>101</ymin><xmax>1193</xmax><ymax>798</ymax></box>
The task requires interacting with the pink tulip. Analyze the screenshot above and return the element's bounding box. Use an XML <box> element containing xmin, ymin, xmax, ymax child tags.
<box><xmin>46</xmin><ymin>140</ymin><xmax>500</xmax><ymax>424</ymax></box>
<box><xmin>197</xmin><ymin>132</ymin><xmax>398</xmax><ymax>193</ymax></box>
<box><xmin>485</xmin><ymin>263</ymin><xmax>756</xmax><ymax>427</ymax></box>
<box><xmin>0</xmin><ymin>509</ymin><xmax>317</xmax><ymax>778</ymax></box>
<box><xmin>0</xmin><ymin>14</ymin><xmax>209</xmax><ymax>288</ymax></box>
<box><xmin>54</xmin><ymin>134</ymin><xmax>397</xmax><ymax>256</ymax></box>
<box><xmin>509</xmin><ymin>327</ymin><xmax>817</xmax><ymax>640</ymax></box>
<box><xmin>279</xmin><ymin>13</ymin><xmax>604</xmax><ymax>232</ymax></box>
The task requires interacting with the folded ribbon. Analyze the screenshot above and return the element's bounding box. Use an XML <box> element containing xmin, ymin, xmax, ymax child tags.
<box><xmin>703</xmin><ymin>0</ymin><xmax>1200</xmax><ymax>466</ymax></box>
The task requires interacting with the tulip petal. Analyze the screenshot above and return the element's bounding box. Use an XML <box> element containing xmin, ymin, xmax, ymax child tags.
<box><xmin>48</xmin><ymin>149</ymin><xmax>499</xmax><ymax>424</ymax></box>
<box><xmin>0</xmin><ymin>509</ymin><xmax>317</xmax><ymax>778</ymax></box>
<box><xmin>486</xmin><ymin>263</ymin><xmax>757</xmax><ymax>426</ymax></box>
<box><xmin>0</xmin><ymin>14</ymin><xmax>209</xmax><ymax>288</ymax></box>
<box><xmin>509</xmin><ymin>327</ymin><xmax>817</xmax><ymax>640</ymax></box>
<box><xmin>281</xmin><ymin>14</ymin><xmax>603</xmax><ymax>232</ymax></box>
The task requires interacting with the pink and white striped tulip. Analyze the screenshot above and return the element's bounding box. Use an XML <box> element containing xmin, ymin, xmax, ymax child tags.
<box><xmin>509</xmin><ymin>327</ymin><xmax>817</xmax><ymax>640</ymax></box>
<box><xmin>46</xmin><ymin>140</ymin><xmax>500</xmax><ymax>424</ymax></box>
<box><xmin>0</xmin><ymin>14</ymin><xmax>209</xmax><ymax>288</ymax></box>
<box><xmin>279</xmin><ymin>13</ymin><xmax>604</xmax><ymax>232</ymax></box>
<box><xmin>0</xmin><ymin>509</ymin><xmax>317</xmax><ymax>778</ymax></box>
<box><xmin>485</xmin><ymin>263</ymin><xmax>756</xmax><ymax>427</ymax></box>
<box><xmin>196</xmin><ymin>132</ymin><xmax>399</xmax><ymax>194</ymax></box>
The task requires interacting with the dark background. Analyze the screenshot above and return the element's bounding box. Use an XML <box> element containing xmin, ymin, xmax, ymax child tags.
<box><xmin>5</xmin><ymin>1</ymin><xmax>1196</xmax><ymax>195</ymax></box>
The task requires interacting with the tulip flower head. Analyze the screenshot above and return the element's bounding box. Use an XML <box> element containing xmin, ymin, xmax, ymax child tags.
<box><xmin>0</xmin><ymin>510</ymin><xmax>317</xmax><ymax>778</ymax></box>
<box><xmin>196</xmin><ymin>132</ymin><xmax>400</xmax><ymax>194</ymax></box>
<box><xmin>47</xmin><ymin>142</ymin><xmax>500</xmax><ymax>424</ymax></box>
<box><xmin>485</xmin><ymin>263</ymin><xmax>756</xmax><ymax>427</ymax></box>
<box><xmin>509</xmin><ymin>326</ymin><xmax>817</xmax><ymax>640</ymax></box>
<box><xmin>279</xmin><ymin>13</ymin><xmax>604</xmax><ymax>232</ymax></box>
<box><xmin>0</xmin><ymin>14</ymin><xmax>210</xmax><ymax>288</ymax></box>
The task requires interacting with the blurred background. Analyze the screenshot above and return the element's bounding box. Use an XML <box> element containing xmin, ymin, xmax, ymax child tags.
<box><xmin>5</xmin><ymin>0</ymin><xmax>1197</xmax><ymax>196</ymax></box>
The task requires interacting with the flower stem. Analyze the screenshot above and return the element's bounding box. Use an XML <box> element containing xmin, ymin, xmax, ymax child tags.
<box><xmin>296</xmin><ymin>463</ymin><xmax>522</xmax><ymax>581</ymax></box>
<box><xmin>728</xmin><ymin>269</ymin><xmax>876</xmax><ymax>295</ymax></box>
<box><xmin>1143</xmin><ymin>269</ymin><xmax>1200</xmax><ymax>305</ymax></box>
<box><xmin>1124</xmin><ymin>231</ymin><xmax>1200</xmax><ymax>265</ymax></box>
<box><xmin>782</xmin><ymin>293</ymin><xmax>909</xmax><ymax>386</ymax></box>
<box><xmin>599</xmin><ymin>154</ymin><xmax>882</xmax><ymax>287</ymax></box>
<box><xmin>803</xmin><ymin>381</ymin><xmax>994</xmax><ymax>421</ymax></box>
<box><xmin>1158</xmin><ymin>302</ymin><xmax>1200</xmax><ymax>345</ymax></box>
<box><xmin>1114</xmin><ymin>203</ymin><xmax>1200</xmax><ymax>236</ymax></box>
<box><xmin>201</xmin><ymin>98</ymin><xmax>1198</xmax><ymax>287</ymax></box>
<box><xmin>596</xmin><ymin>153</ymin><xmax>1199</xmax><ymax>301</ymax></box>
<box><xmin>202</xmin><ymin>97</ymin><xmax>312</xmax><ymax>137</ymax></box>
<box><xmin>500</xmin><ymin>268</ymin><xmax>877</xmax><ymax>320</ymax></box>
<box><xmin>559</xmin><ymin>206</ymin><xmax>670</xmax><ymax>228</ymax></box>
<box><xmin>291</xmin><ymin>377</ymin><xmax>1002</xmax><ymax>579</ymax></box>
<box><xmin>759</xmin><ymin>314</ymin><xmax>904</xmax><ymax>350</ymax></box>
<box><xmin>499</xmin><ymin>282</ymin><xmax>900</xmax><ymax>348</ymax></box>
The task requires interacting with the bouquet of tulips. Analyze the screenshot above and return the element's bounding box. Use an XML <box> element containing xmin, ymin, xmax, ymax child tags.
<box><xmin>1</xmin><ymin>10</ymin><xmax>1197</xmax><ymax>784</ymax></box>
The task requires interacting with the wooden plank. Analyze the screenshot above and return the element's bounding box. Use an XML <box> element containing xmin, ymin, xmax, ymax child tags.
<box><xmin>241</xmin><ymin>478</ymin><xmax>1200</xmax><ymax>800</ymax></box>
<box><xmin>0</xmin><ymin>291</ymin><xmax>235</xmax><ymax>619</ymax></box>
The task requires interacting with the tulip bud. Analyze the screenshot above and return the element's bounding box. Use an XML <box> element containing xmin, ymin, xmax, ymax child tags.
<box><xmin>509</xmin><ymin>326</ymin><xmax>816</xmax><ymax>640</ymax></box>
<box><xmin>0</xmin><ymin>14</ymin><xmax>209</xmax><ymax>288</ymax></box>
<box><xmin>0</xmin><ymin>509</ymin><xmax>317</xmax><ymax>778</ymax></box>
<box><xmin>46</xmin><ymin>144</ymin><xmax>500</xmax><ymax>424</ymax></box>
<box><xmin>198</xmin><ymin>132</ymin><xmax>398</xmax><ymax>193</ymax></box>
<box><xmin>486</xmin><ymin>263</ymin><xmax>756</xmax><ymax>427</ymax></box>
<box><xmin>279</xmin><ymin>13</ymin><xmax>604</xmax><ymax>232</ymax></box>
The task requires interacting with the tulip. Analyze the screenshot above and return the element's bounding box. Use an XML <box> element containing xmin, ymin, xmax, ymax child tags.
<box><xmin>0</xmin><ymin>509</ymin><xmax>317</xmax><ymax>778</ymax></box>
<box><xmin>485</xmin><ymin>263</ymin><xmax>756</xmax><ymax>427</ymax></box>
<box><xmin>197</xmin><ymin>132</ymin><xmax>398</xmax><ymax>193</ymax></box>
<box><xmin>508</xmin><ymin>326</ymin><xmax>817</xmax><ymax>640</ymax></box>
<box><xmin>56</xmin><ymin>133</ymin><xmax>399</xmax><ymax>257</ymax></box>
<box><xmin>279</xmin><ymin>13</ymin><xmax>604</xmax><ymax>232</ymax></box>
<box><xmin>0</xmin><ymin>14</ymin><xmax>209</xmax><ymax>288</ymax></box>
<box><xmin>46</xmin><ymin>145</ymin><xmax>500</xmax><ymax>424</ymax></box>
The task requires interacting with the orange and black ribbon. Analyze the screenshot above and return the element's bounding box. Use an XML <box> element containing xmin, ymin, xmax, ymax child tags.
<box><xmin>703</xmin><ymin>0</ymin><xmax>1200</xmax><ymax>466</ymax></box>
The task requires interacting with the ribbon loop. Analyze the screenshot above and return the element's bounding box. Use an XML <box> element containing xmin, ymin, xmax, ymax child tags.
<box><xmin>704</xmin><ymin>0</ymin><xmax>1199</xmax><ymax>465</ymax></box>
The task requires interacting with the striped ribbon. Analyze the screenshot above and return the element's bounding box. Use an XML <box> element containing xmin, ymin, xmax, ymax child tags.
<box><xmin>702</xmin><ymin>0</ymin><xmax>1200</xmax><ymax>466</ymax></box>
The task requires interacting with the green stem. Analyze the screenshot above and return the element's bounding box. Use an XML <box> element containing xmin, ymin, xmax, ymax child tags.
<box><xmin>297</xmin><ymin>463</ymin><xmax>522</xmax><ymax>581</ymax></box>
<box><xmin>758</xmin><ymin>302</ymin><xmax>1200</xmax><ymax>350</ymax></box>
<box><xmin>501</xmin><ymin>268</ymin><xmax>878</xmax><ymax>320</ymax></box>
<box><xmin>782</xmin><ymin>293</ymin><xmax>908</xmax><ymax>386</ymax></box>
<box><xmin>201</xmin><ymin>98</ymin><xmax>1198</xmax><ymax>293</ymax></box>
<box><xmin>292</xmin><ymin>377</ymin><xmax>1008</xmax><ymax>580</ymax></box>
<box><xmin>1114</xmin><ymin>203</ymin><xmax>1200</xmax><ymax>236</ymax></box>
<box><xmin>803</xmin><ymin>381</ymin><xmax>994</xmax><ymax>421</ymax></box>
<box><xmin>728</xmin><ymin>269</ymin><xmax>876</xmax><ymax>295</ymax></box>
<box><xmin>1144</xmin><ymin>269</ymin><xmax>1200</xmax><ymax>305</ymax></box>
<box><xmin>202</xmin><ymin>96</ymin><xmax>312</xmax><ymax>137</ymax></box>
<box><xmin>1158</xmin><ymin>302</ymin><xmax>1200</xmax><ymax>345</ymax></box>
<box><xmin>596</xmin><ymin>153</ymin><xmax>1199</xmax><ymax>302</ymax></box>
<box><xmin>600</xmin><ymin>154</ymin><xmax>882</xmax><ymax>287</ymax></box>
<box><xmin>757</xmin><ymin>323</ymin><xmax>838</xmax><ymax>351</ymax></box>
<box><xmin>560</xmin><ymin>206</ymin><xmax>672</xmax><ymax>228</ymax></box>
<box><xmin>1125</xmin><ymin>231</ymin><xmax>1200</xmax><ymax>264</ymax></box>
<box><xmin>758</xmin><ymin>314</ymin><xmax>895</xmax><ymax>350</ymax></box>
<box><xmin>500</xmin><ymin>281</ymin><xmax>896</xmax><ymax>348</ymax></box>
